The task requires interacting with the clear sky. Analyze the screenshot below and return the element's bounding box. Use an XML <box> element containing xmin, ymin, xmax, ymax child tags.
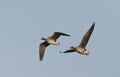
<box><xmin>0</xmin><ymin>0</ymin><xmax>119</xmax><ymax>77</ymax></box>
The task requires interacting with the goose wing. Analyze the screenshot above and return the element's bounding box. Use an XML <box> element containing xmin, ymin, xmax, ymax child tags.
<box><xmin>39</xmin><ymin>42</ymin><xmax>49</xmax><ymax>61</ymax></box>
<box><xmin>50</xmin><ymin>32</ymin><xmax>70</xmax><ymax>40</ymax></box>
<box><xmin>79</xmin><ymin>23</ymin><xmax>95</xmax><ymax>48</ymax></box>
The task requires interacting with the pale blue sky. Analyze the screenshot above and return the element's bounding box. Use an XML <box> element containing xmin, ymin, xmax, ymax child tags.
<box><xmin>0</xmin><ymin>0</ymin><xmax>119</xmax><ymax>77</ymax></box>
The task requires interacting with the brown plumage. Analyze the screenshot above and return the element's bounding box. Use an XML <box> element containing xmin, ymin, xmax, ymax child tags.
<box><xmin>79</xmin><ymin>23</ymin><xmax>95</xmax><ymax>48</ymax></box>
<box><xmin>61</xmin><ymin>23</ymin><xmax>95</xmax><ymax>55</ymax></box>
<box><xmin>39</xmin><ymin>32</ymin><xmax>70</xmax><ymax>61</ymax></box>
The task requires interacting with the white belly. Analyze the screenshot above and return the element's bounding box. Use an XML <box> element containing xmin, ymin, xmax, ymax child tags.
<box><xmin>47</xmin><ymin>40</ymin><xmax>59</xmax><ymax>45</ymax></box>
<box><xmin>76</xmin><ymin>47</ymin><xmax>85</xmax><ymax>53</ymax></box>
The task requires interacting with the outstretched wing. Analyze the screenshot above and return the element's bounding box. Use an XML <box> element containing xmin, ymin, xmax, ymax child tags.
<box><xmin>50</xmin><ymin>32</ymin><xmax>70</xmax><ymax>40</ymax></box>
<box><xmin>60</xmin><ymin>49</ymin><xmax>75</xmax><ymax>53</ymax></box>
<box><xmin>79</xmin><ymin>23</ymin><xmax>95</xmax><ymax>48</ymax></box>
<box><xmin>39</xmin><ymin>42</ymin><xmax>49</xmax><ymax>61</ymax></box>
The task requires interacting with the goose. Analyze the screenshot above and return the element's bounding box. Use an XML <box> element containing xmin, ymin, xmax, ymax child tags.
<box><xmin>39</xmin><ymin>32</ymin><xmax>70</xmax><ymax>61</ymax></box>
<box><xmin>60</xmin><ymin>23</ymin><xmax>95</xmax><ymax>55</ymax></box>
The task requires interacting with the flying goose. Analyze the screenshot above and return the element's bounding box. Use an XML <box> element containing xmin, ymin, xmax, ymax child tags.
<box><xmin>61</xmin><ymin>23</ymin><xmax>95</xmax><ymax>55</ymax></box>
<box><xmin>39</xmin><ymin>32</ymin><xmax>70</xmax><ymax>61</ymax></box>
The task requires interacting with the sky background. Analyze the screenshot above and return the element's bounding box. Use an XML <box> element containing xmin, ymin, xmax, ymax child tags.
<box><xmin>0</xmin><ymin>0</ymin><xmax>119</xmax><ymax>77</ymax></box>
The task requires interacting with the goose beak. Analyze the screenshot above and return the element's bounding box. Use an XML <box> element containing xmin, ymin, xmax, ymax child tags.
<box><xmin>41</xmin><ymin>37</ymin><xmax>45</xmax><ymax>40</ymax></box>
<box><xmin>70</xmin><ymin>46</ymin><xmax>75</xmax><ymax>49</ymax></box>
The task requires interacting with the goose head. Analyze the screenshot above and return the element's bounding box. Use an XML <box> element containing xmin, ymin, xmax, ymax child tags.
<box><xmin>70</xmin><ymin>46</ymin><xmax>76</xmax><ymax>50</ymax></box>
<box><xmin>41</xmin><ymin>37</ymin><xmax>46</xmax><ymax>40</ymax></box>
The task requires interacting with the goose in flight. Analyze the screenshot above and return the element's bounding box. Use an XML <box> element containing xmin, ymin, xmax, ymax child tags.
<box><xmin>39</xmin><ymin>32</ymin><xmax>70</xmax><ymax>61</ymax></box>
<box><xmin>61</xmin><ymin>23</ymin><xmax>95</xmax><ymax>55</ymax></box>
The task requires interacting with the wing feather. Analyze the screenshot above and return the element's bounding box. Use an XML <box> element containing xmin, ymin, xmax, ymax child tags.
<box><xmin>50</xmin><ymin>32</ymin><xmax>70</xmax><ymax>40</ymax></box>
<box><xmin>39</xmin><ymin>42</ymin><xmax>49</xmax><ymax>61</ymax></box>
<box><xmin>79</xmin><ymin>23</ymin><xmax>95</xmax><ymax>48</ymax></box>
